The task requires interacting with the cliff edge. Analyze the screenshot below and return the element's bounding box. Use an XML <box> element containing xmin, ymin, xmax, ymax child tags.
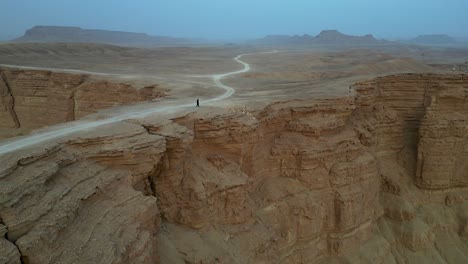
<box><xmin>0</xmin><ymin>73</ymin><xmax>467</xmax><ymax>263</ymax></box>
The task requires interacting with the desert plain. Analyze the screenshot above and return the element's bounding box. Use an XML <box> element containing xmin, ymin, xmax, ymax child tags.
<box><xmin>1</xmin><ymin>29</ymin><xmax>468</xmax><ymax>264</ymax></box>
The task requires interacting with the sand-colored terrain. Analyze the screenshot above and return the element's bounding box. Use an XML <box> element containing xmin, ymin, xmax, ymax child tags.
<box><xmin>0</xmin><ymin>42</ymin><xmax>468</xmax><ymax>263</ymax></box>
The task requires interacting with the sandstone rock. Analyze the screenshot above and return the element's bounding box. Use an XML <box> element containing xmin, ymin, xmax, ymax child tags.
<box><xmin>400</xmin><ymin>219</ymin><xmax>435</xmax><ymax>251</ymax></box>
<box><xmin>0</xmin><ymin>73</ymin><xmax>467</xmax><ymax>263</ymax></box>
<box><xmin>0</xmin><ymin>68</ymin><xmax>166</xmax><ymax>138</ymax></box>
<box><xmin>1</xmin><ymin>69</ymin><xmax>86</xmax><ymax>129</ymax></box>
<box><xmin>0</xmin><ymin>238</ymin><xmax>21</xmax><ymax>264</ymax></box>
<box><xmin>74</xmin><ymin>81</ymin><xmax>164</xmax><ymax>118</ymax></box>
<box><xmin>0</xmin><ymin>71</ymin><xmax>20</xmax><ymax>129</ymax></box>
<box><xmin>0</xmin><ymin>122</ymin><xmax>164</xmax><ymax>263</ymax></box>
<box><xmin>416</xmin><ymin>89</ymin><xmax>468</xmax><ymax>189</ymax></box>
<box><xmin>0</xmin><ymin>223</ymin><xmax>21</xmax><ymax>264</ymax></box>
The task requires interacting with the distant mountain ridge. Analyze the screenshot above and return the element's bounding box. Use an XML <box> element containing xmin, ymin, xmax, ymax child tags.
<box><xmin>12</xmin><ymin>26</ymin><xmax>192</xmax><ymax>47</ymax></box>
<box><xmin>406</xmin><ymin>34</ymin><xmax>457</xmax><ymax>45</ymax></box>
<box><xmin>254</xmin><ymin>30</ymin><xmax>391</xmax><ymax>46</ymax></box>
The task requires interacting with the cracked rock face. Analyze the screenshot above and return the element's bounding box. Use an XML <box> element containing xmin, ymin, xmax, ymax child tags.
<box><xmin>0</xmin><ymin>68</ymin><xmax>166</xmax><ymax>138</ymax></box>
<box><xmin>0</xmin><ymin>223</ymin><xmax>21</xmax><ymax>264</ymax></box>
<box><xmin>0</xmin><ymin>73</ymin><xmax>467</xmax><ymax>263</ymax></box>
<box><xmin>0</xmin><ymin>122</ymin><xmax>164</xmax><ymax>263</ymax></box>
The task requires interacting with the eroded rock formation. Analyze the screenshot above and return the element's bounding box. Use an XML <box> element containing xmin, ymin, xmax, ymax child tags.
<box><xmin>0</xmin><ymin>73</ymin><xmax>467</xmax><ymax>263</ymax></box>
<box><xmin>0</xmin><ymin>68</ymin><xmax>165</xmax><ymax>134</ymax></box>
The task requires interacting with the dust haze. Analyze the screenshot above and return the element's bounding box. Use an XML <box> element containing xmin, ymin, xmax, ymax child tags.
<box><xmin>1</xmin><ymin>0</ymin><xmax>468</xmax><ymax>41</ymax></box>
<box><xmin>1</xmin><ymin>1</ymin><xmax>468</xmax><ymax>264</ymax></box>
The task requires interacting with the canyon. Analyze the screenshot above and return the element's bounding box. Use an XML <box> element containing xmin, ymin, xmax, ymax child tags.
<box><xmin>0</xmin><ymin>70</ymin><xmax>467</xmax><ymax>263</ymax></box>
<box><xmin>1</xmin><ymin>0</ymin><xmax>468</xmax><ymax>261</ymax></box>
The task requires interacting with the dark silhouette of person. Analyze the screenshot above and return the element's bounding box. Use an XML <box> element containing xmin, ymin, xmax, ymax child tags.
<box><xmin>196</xmin><ymin>99</ymin><xmax>199</xmax><ymax>107</ymax></box>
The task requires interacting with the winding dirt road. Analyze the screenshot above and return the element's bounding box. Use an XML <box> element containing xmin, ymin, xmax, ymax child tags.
<box><xmin>0</xmin><ymin>50</ymin><xmax>277</xmax><ymax>155</ymax></box>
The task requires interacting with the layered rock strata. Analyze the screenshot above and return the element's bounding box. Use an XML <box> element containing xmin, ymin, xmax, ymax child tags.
<box><xmin>0</xmin><ymin>68</ymin><xmax>165</xmax><ymax>131</ymax></box>
<box><xmin>0</xmin><ymin>73</ymin><xmax>467</xmax><ymax>263</ymax></box>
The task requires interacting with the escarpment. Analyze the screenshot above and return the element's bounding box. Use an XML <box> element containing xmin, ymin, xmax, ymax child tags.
<box><xmin>0</xmin><ymin>68</ymin><xmax>166</xmax><ymax>138</ymax></box>
<box><xmin>0</xmin><ymin>123</ymin><xmax>165</xmax><ymax>263</ymax></box>
<box><xmin>0</xmin><ymin>73</ymin><xmax>467</xmax><ymax>263</ymax></box>
<box><xmin>350</xmin><ymin>74</ymin><xmax>468</xmax><ymax>263</ymax></box>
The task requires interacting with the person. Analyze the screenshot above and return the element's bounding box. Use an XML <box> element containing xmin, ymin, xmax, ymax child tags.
<box><xmin>196</xmin><ymin>99</ymin><xmax>199</xmax><ymax>107</ymax></box>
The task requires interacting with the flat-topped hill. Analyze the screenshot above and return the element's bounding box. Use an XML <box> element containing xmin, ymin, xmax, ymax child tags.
<box><xmin>12</xmin><ymin>26</ymin><xmax>192</xmax><ymax>47</ymax></box>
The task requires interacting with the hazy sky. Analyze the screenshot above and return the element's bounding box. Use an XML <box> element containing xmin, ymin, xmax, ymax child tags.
<box><xmin>1</xmin><ymin>0</ymin><xmax>467</xmax><ymax>40</ymax></box>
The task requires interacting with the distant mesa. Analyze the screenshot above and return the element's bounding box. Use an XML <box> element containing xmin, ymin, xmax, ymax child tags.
<box><xmin>260</xmin><ymin>34</ymin><xmax>314</xmax><ymax>45</ymax></box>
<box><xmin>11</xmin><ymin>26</ymin><xmax>192</xmax><ymax>47</ymax></box>
<box><xmin>407</xmin><ymin>34</ymin><xmax>457</xmax><ymax>45</ymax></box>
<box><xmin>254</xmin><ymin>30</ymin><xmax>390</xmax><ymax>46</ymax></box>
<box><xmin>313</xmin><ymin>30</ymin><xmax>381</xmax><ymax>45</ymax></box>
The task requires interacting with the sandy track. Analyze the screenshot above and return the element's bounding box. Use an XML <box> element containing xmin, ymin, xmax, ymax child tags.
<box><xmin>0</xmin><ymin>50</ymin><xmax>277</xmax><ymax>155</ymax></box>
<box><xmin>0</xmin><ymin>63</ymin><xmax>217</xmax><ymax>88</ymax></box>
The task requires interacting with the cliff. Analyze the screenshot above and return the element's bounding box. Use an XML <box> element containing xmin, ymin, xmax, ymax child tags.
<box><xmin>0</xmin><ymin>68</ymin><xmax>166</xmax><ymax>137</ymax></box>
<box><xmin>0</xmin><ymin>73</ymin><xmax>467</xmax><ymax>263</ymax></box>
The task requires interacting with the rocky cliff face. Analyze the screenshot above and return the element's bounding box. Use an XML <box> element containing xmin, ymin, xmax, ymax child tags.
<box><xmin>0</xmin><ymin>68</ymin><xmax>165</xmax><ymax>137</ymax></box>
<box><xmin>0</xmin><ymin>73</ymin><xmax>467</xmax><ymax>263</ymax></box>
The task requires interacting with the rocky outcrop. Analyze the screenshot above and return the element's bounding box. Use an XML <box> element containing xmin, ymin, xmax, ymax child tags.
<box><xmin>73</xmin><ymin>81</ymin><xmax>163</xmax><ymax>119</ymax></box>
<box><xmin>351</xmin><ymin>73</ymin><xmax>468</xmax><ymax>263</ymax></box>
<box><xmin>416</xmin><ymin>87</ymin><xmax>468</xmax><ymax>189</ymax></box>
<box><xmin>312</xmin><ymin>30</ymin><xmax>382</xmax><ymax>45</ymax></box>
<box><xmin>253</xmin><ymin>30</ymin><xmax>392</xmax><ymax>47</ymax></box>
<box><xmin>0</xmin><ymin>122</ymin><xmax>165</xmax><ymax>263</ymax></box>
<box><xmin>0</xmin><ymin>223</ymin><xmax>21</xmax><ymax>264</ymax></box>
<box><xmin>0</xmin><ymin>71</ymin><xmax>20</xmax><ymax>129</ymax></box>
<box><xmin>0</xmin><ymin>68</ymin><xmax>165</xmax><ymax>135</ymax></box>
<box><xmin>0</xmin><ymin>69</ymin><xmax>87</xmax><ymax>129</ymax></box>
<box><xmin>352</xmin><ymin>74</ymin><xmax>468</xmax><ymax>187</ymax></box>
<box><xmin>0</xmin><ymin>73</ymin><xmax>467</xmax><ymax>263</ymax></box>
<box><xmin>12</xmin><ymin>26</ymin><xmax>192</xmax><ymax>47</ymax></box>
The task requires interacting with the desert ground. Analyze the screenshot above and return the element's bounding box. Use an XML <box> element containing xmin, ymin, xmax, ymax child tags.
<box><xmin>1</xmin><ymin>41</ymin><xmax>468</xmax><ymax>263</ymax></box>
<box><xmin>0</xmin><ymin>42</ymin><xmax>467</xmax><ymax>141</ymax></box>
<box><xmin>1</xmin><ymin>43</ymin><xmax>467</xmax><ymax>121</ymax></box>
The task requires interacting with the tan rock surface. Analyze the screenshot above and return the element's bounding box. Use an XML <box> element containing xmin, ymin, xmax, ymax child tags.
<box><xmin>0</xmin><ymin>73</ymin><xmax>467</xmax><ymax>263</ymax></box>
<box><xmin>0</xmin><ymin>223</ymin><xmax>21</xmax><ymax>264</ymax></box>
<box><xmin>0</xmin><ymin>122</ymin><xmax>164</xmax><ymax>263</ymax></box>
<box><xmin>0</xmin><ymin>68</ymin><xmax>166</xmax><ymax>138</ymax></box>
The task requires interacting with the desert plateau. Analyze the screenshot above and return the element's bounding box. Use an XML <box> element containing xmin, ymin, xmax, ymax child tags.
<box><xmin>1</xmin><ymin>1</ymin><xmax>468</xmax><ymax>264</ymax></box>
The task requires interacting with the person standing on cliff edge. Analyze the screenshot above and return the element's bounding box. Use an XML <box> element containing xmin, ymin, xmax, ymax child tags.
<box><xmin>196</xmin><ymin>99</ymin><xmax>199</xmax><ymax>107</ymax></box>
